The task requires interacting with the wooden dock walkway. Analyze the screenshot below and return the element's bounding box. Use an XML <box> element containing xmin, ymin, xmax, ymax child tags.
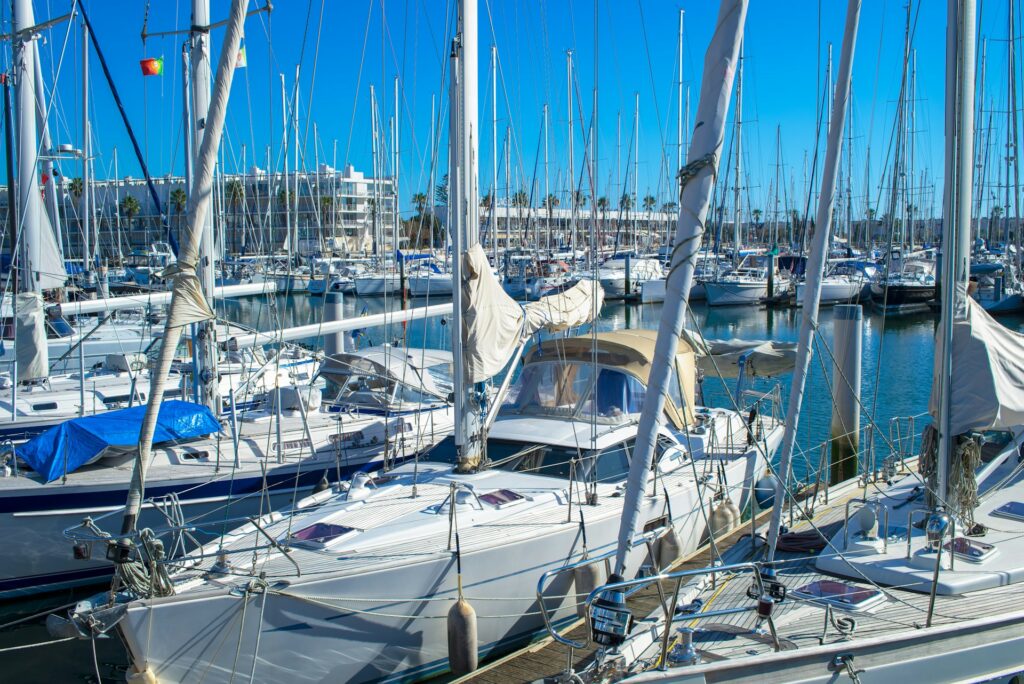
<box><xmin>457</xmin><ymin>508</ymin><xmax>776</xmax><ymax>684</ymax></box>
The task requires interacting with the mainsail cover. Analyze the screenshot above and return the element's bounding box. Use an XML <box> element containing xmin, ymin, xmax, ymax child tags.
<box><xmin>931</xmin><ymin>297</ymin><xmax>1024</xmax><ymax>435</ymax></box>
<box><xmin>681</xmin><ymin>329</ymin><xmax>796</xmax><ymax>379</ymax></box>
<box><xmin>464</xmin><ymin>243</ymin><xmax>604</xmax><ymax>383</ymax></box>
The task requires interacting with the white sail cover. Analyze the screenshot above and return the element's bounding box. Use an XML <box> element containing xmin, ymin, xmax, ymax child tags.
<box><xmin>160</xmin><ymin>265</ymin><xmax>216</xmax><ymax>327</ymax></box>
<box><xmin>681</xmin><ymin>330</ymin><xmax>796</xmax><ymax>379</ymax></box>
<box><xmin>931</xmin><ymin>297</ymin><xmax>1024</xmax><ymax>435</ymax></box>
<box><xmin>464</xmin><ymin>243</ymin><xmax>604</xmax><ymax>382</ymax></box>
<box><xmin>15</xmin><ymin>291</ymin><xmax>48</xmax><ymax>381</ymax></box>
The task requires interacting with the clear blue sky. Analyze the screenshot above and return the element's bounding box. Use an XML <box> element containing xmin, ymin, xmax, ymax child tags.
<box><xmin>3</xmin><ymin>1</ymin><xmax>1013</xmax><ymax>218</ymax></box>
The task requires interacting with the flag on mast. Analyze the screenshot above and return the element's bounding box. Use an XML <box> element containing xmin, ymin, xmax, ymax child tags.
<box><xmin>236</xmin><ymin>46</ymin><xmax>247</xmax><ymax>69</ymax></box>
<box><xmin>139</xmin><ymin>57</ymin><xmax>164</xmax><ymax>76</ymax></box>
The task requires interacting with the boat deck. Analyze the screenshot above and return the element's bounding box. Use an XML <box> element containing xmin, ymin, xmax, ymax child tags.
<box><xmin>462</xmin><ymin>465</ymin><xmax>1024</xmax><ymax>683</ymax></box>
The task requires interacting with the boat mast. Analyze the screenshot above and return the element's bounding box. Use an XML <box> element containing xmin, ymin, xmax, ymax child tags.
<box><xmin>765</xmin><ymin>0</ymin><xmax>861</xmax><ymax>562</ymax></box>
<box><xmin>633</xmin><ymin>92</ymin><xmax>639</xmax><ymax>252</ymax></box>
<box><xmin>492</xmin><ymin>44</ymin><xmax>498</xmax><ymax>263</ymax></box>
<box><xmin>567</xmin><ymin>50</ymin><xmax>575</xmax><ymax>256</ymax></box>
<box><xmin>117</xmin><ymin>0</ymin><xmax>246</xmax><ymax>552</ymax></box>
<box><xmin>451</xmin><ymin>0</ymin><xmax>482</xmax><ymax>471</ymax></box>
<box><xmin>544</xmin><ymin>102</ymin><xmax>550</xmax><ymax>253</ymax></box>
<box><xmin>612</xmin><ymin>0</ymin><xmax>748</xmax><ymax>576</ymax></box>
<box><xmin>190</xmin><ymin>0</ymin><xmax>221</xmax><ymax>414</ymax></box>
<box><xmin>678</xmin><ymin>9</ymin><xmax>684</xmax><ymax>178</ymax></box>
<box><xmin>935</xmin><ymin>0</ymin><xmax>976</xmax><ymax>513</ymax></box>
<box><xmin>732</xmin><ymin>45</ymin><xmax>743</xmax><ymax>266</ymax></box>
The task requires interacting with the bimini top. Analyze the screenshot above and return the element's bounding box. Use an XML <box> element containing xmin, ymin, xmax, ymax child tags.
<box><xmin>514</xmin><ymin>330</ymin><xmax>696</xmax><ymax>429</ymax></box>
<box><xmin>319</xmin><ymin>346</ymin><xmax>455</xmax><ymax>401</ymax></box>
<box><xmin>17</xmin><ymin>401</ymin><xmax>221</xmax><ymax>483</ymax></box>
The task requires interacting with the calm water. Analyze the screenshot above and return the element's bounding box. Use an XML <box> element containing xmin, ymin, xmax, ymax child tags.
<box><xmin>4</xmin><ymin>292</ymin><xmax>1022</xmax><ymax>681</ymax></box>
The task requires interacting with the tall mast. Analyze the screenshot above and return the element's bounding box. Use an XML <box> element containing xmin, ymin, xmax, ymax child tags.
<box><xmin>765</xmin><ymin>0</ymin><xmax>861</xmax><ymax>562</ymax></box>
<box><xmin>292</xmin><ymin>65</ymin><xmax>300</xmax><ymax>258</ymax></box>
<box><xmin>633</xmin><ymin>92</ymin><xmax>639</xmax><ymax>251</ymax></box>
<box><xmin>12</xmin><ymin>0</ymin><xmax>52</xmax><ymax>293</ymax></box>
<box><xmin>370</xmin><ymin>85</ymin><xmax>379</xmax><ymax>256</ymax></box>
<box><xmin>81</xmin><ymin>18</ymin><xmax>91</xmax><ymax>279</ymax></box>
<box><xmin>935</xmin><ymin>0</ymin><xmax>976</xmax><ymax>508</ymax></box>
<box><xmin>281</xmin><ymin>75</ymin><xmax>290</xmax><ymax>256</ymax></box>
<box><xmin>678</xmin><ymin>9</ymin><xmax>684</xmax><ymax>175</ymax></box>
<box><xmin>492</xmin><ymin>44</ymin><xmax>498</xmax><ymax>263</ymax></box>
<box><xmin>190</xmin><ymin>0</ymin><xmax>220</xmax><ymax>414</ymax></box>
<box><xmin>732</xmin><ymin>46</ymin><xmax>743</xmax><ymax>265</ymax></box>
<box><xmin>567</xmin><ymin>50</ymin><xmax>575</xmax><ymax>255</ymax></box>
<box><xmin>543</xmin><ymin>102</ymin><xmax>550</xmax><ymax>252</ymax></box>
<box><xmin>119</xmin><ymin>0</ymin><xmax>246</xmax><ymax>548</ymax></box>
<box><xmin>394</xmin><ymin>76</ymin><xmax>400</xmax><ymax>257</ymax></box>
<box><xmin>451</xmin><ymin>0</ymin><xmax>481</xmax><ymax>470</ymax></box>
<box><xmin>613</xmin><ymin>0</ymin><xmax>748</xmax><ymax>576</ymax></box>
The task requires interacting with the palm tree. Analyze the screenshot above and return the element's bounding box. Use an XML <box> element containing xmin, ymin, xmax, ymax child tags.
<box><xmin>120</xmin><ymin>195</ymin><xmax>141</xmax><ymax>234</ymax></box>
<box><xmin>573</xmin><ymin>190</ymin><xmax>587</xmax><ymax>209</ymax></box>
<box><xmin>619</xmin><ymin>193</ymin><xmax>633</xmax><ymax>212</ymax></box>
<box><xmin>661</xmin><ymin>201</ymin><xmax>678</xmax><ymax>213</ymax></box>
<box><xmin>643</xmin><ymin>195</ymin><xmax>656</xmax><ymax>213</ymax></box>
<box><xmin>479</xmin><ymin>193</ymin><xmax>491</xmax><ymax>210</ymax></box>
<box><xmin>169</xmin><ymin>188</ymin><xmax>187</xmax><ymax>238</ymax></box>
<box><xmin>511</xmin><ymin>190</ymin><xmax>529</xmax><ymax>208</ymax></box>
<box><xmin>320</xmin><ymin>195</ymin><xmax>334</xmax><ymax>227</ymax></box>
<box><xmin>543</xmin><ymin>194</ymin><xmax>560</xmax><ymax>213</ymax></box>
<box><xmin>412</xmin><ymin>191</ymin><xmax>429</xmax><ymax>215</ymax></box>
<box><xmin>69</xmin><ymin>177</ymin><xmax>83</xmax><ymax>200</ymax></box>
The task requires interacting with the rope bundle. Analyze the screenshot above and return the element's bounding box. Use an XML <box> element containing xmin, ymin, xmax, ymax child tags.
<box><xmin>918</xmin><ymin>424</ymin><xmax>981</xmax><ymax>527</ymax></box>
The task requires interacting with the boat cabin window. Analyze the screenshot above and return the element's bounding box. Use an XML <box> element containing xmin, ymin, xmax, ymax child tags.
<box><xmin>484</xmin><ymin>438</ymin><xmax>635</xmax><ymax>483</ymax></box>
<box><xmin>503</xmin><ymin>361</ymin><xmax>653</xmax><ymax>425</ymax></box>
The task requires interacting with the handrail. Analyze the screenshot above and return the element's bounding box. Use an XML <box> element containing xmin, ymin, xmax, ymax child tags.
<box><xmin>572</xmin><ymin>561</ymin><xmax>771</xmax><ymax>665</ymax></box>
<box><xmin>535</xmin><ymin>526</ymin><xmax>669</xmax><ymax>649</ymax></box>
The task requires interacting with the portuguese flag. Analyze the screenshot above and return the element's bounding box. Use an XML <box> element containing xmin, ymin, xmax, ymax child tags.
<box><xmin>140</xmin><ymin>57</ymin><xmax>164</xmax><ymax>77</ymax></box>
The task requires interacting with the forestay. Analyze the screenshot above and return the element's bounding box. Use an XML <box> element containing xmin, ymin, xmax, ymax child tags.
<box><xmin>463</xmin><ymin>243</ymin><xmax>604</xmax><ymax>383</ymax></box>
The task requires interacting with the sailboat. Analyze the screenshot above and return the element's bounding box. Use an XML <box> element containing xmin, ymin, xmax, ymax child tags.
<box><xmin>540</xmin><ymin>2</ymin><xmax>1024</xmax><ymax>681</ymax></box>
<box><xmin>53</xmin><ymin>2</ymin><xmax>778</xmax><ymax>682</ymax></box>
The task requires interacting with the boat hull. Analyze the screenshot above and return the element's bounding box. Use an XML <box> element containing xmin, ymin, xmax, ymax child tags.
<box><xmin>407</xmin><ymin>275</ymin><xmax>453</xmax><ymax>297</ymax></box>
<box><xmin>704</xmin><ymin>280</ymin><xmax>766</xmax><ymax>307</ymax></box>
<box><xmin>113</xmin><ymin>449</ymin><xmax>772</xmax><ymax>684</ymax></box>
<box><xmin>354</xmin><ymin>275</ymin><xmax>402</xmax><ymax>296</ymax></box>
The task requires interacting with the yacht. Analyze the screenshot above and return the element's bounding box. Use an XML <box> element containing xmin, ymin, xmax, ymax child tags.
<box><xmin>598</xmin><ymin>254</ymin><xmax>665</xmax><ymax>299</ymax></box>
<box><xmin>704</xmin><ymin>254</ymin><xmax>790</xmax><ymax>307</ymax></box>
<box><xmin>869</xmin><ymin>253</ymin><xmax>936</xmax><ymax>312</ymax></box>
<box><xmin>59</xmin><ymin>330</ymin><xmax>784</xmax><ymax>683</ymax></box>
<box><xmin>794</xmin><ymin>259</ymin><xmax>876</xmax><ymax>306</ymax></box>
<box><xmin>0</xmin><ymin>345</ymin><xmax>455</xmax><ymax>596</ymax></box>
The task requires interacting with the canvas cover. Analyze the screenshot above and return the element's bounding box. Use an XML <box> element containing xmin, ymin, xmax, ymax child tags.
<box><xmin>931</xmin><ymin>297</ymin><xmax>1024</xmax><ymax>435</ymax></box>
<box><xmin>17</xmin><ymin>401</ymin><xmax>221</xmax><ymax>483</ymax></box>
<box><xmin>463</xmin><ymin>243</ymin><xmax>603</xmax><ymax>383</ymax></box>
<box><xmin>681</xmin><ymin>329</ymin><xmax>797</xmax><ymax>379</ymax></box>
<box><xmin>15</xmin><ymin>291</ymin><xmax>48</xmax><ymax>381</ymax></box>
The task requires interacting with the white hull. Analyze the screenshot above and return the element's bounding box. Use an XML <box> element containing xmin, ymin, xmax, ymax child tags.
<box><xmin>704</xmin><ymin>280</ymin><xmax>766</xmax><ymax>306</ymax></box>
<box><xmin>407</xmin><ymin>274</ymin><xmax>453</xmax><ymax>297</ymax></box>
<box><xmin>354</xmin><ymin>274</ymin><xmax>403</xmax><ymax>296</ymax></box>
<box><xmin>794</xmin><ymin>279</ymin><xmax>862</xmax><ymax>306</ymax></box>
<box><xmin>114</xmin><ymin>447</ymin><xmax>771</xmax><ymax>684</ymax></box>
<box><xmin>640</xmin><ymin>278</ymin><xmax>666</xmax><ymax>303</ymax></box>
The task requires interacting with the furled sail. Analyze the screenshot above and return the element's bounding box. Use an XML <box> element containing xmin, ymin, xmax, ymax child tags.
<box><xmin>930</xmin><ymin>296</ymin><xmax>1024</xmax><ymax>435</ymax></box>
<box><xmin>15</xmin><ymin>291</ymin><xmax>47</xmax><ymax>381</ymax></box>
<box><xmin>463</xmin><ymin>243</ymin><xmax>604</xmax><ymax>383</ymax></box>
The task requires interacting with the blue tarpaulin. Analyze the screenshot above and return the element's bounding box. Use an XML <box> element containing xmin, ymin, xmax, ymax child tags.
<box><xmin>17</xmin><ymin>401</ymin><xmax>221</xmax><ymax>483</ymax></box>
